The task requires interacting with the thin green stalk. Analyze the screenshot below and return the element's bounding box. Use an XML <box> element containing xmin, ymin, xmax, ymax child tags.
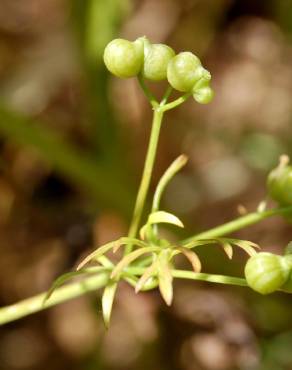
<box><xmin>182</xmin><ymin>206</ymin><xmax>292</xmax><ymax>244</ymax></box>
<box><xmin>138</xmin><ymin>75</ymin><xmax>159</xmax><ymax>108</ymax></box>
<box><xmin>171</xmin><ymin>270</ymin><xmax>247</xmax><ymax>286</ymax></box>
<box><xmin>161</xmin><ymin>86</ymin><xmax>173</xmax><ymax>105</ymax></box>
<box><xmin>0</xmin><ymin>273</ymin><xmax>109</xmax><ymax>326</ymax></box>
<box><xmin>125</xmin><ymin>108</ymin><xmax>164</xmax><ymax>253</ymax></box>
<box><xmin>161</xmin><ymin>92</ymin><xmax>192</xmax><ymax>112</ymax></box>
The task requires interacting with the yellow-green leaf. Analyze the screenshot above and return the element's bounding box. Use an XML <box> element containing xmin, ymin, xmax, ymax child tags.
<box><xmin>177</xmin><ymin>247</ymin><xmax>202</xmax><ymax>272</ymax></box>
<box><xmin>135</xmin><ymin>262</ymin><xmax>158</xmax><ymax>293</ymax></box>
<box><xmin>140</xmin><ymin>211</ymin><xmax>184</xmax><ymax>239</ymax></box>
<box><xmin>102</xmin><ymin>281</ymin><xmax>118</xmax><ymax>328</ymax></box>
<box><xmin>158</xmin><ymin>250</ymin><xmax>173</xmax><ymax>306</ymax></box>
<box><xmin>111</xmin><ymin>246</ymin><xmax>160</xmax><ymax>278</ymax></box>
<box><xmin>221</xmin><ymin>242</ymin><xmax>233</xmax><ymax>259</ymax></box>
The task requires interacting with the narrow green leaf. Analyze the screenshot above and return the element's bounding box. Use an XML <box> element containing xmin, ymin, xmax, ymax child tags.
<box><xmin>184</xmin><ymin>239</ymin><xmax>218</xmax><ymax>249</ymax></box>
<box><xmin>148</xmin><ymin>211</ymin><xmax>184</xmax><ymax>228</ymax></box>
<box><xmin>77</xmin><ymin>237</ymin><xmax>147</xmax><ymax>270</ymax></box>
<box><xmin>44</xmin><ymin>267</ymin><xmax>104</xmax><ymax>303</ymax></box>
<box><xmin>77</xmin><ymin>240</ymin><xmax>119</xmax><ymax>270</ymax></box>
<box><xmin>102</xmin><ymin>281</ymin><xmax>118</xmax><ymax>328</ymax></box>
<box><xmin>158</xmin><ymin>250</ymin><xmax>173</xmax><ymax>306</ymax></box>
<box><xmin>140</xmin><ymin>211</ymin><xmax>184</xmax><ymax>239</ymax></box>
<box><xmin>111</xmin><ymin>246</ymin><xmax>160</xmax><ymax>278</ymax></box>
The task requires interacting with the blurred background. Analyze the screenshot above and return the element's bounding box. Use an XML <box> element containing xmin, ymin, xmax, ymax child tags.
<box><xmin>0</xmin><ymin>0</ymin><xmax>292</xmax><ymax>369</ymax></box>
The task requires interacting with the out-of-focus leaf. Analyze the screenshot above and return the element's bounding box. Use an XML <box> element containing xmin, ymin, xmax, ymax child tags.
<box><xmin>111</xmin><ymin>246</ymin><xmax>160</xmax><ymax>278</ymax></box>
<box><xmin>135</xmin><ymin>262</ymin><xmax>158</xmax><ymax>293</ymax></box>
<box><xmin>140</xmin><ymin>211</ymin><xmax>184</xmax><ymax>239</ymax></box>
<box><xmin>176</xmin><ymin>247</ymin><xmax>202</xmax><ymax>272</ymax></box>
<box><xmin>102</xmin><ymin>280</ymin><xmax>118</xmax><ymax>328</ymax></box>
<box><xmin>44</xmin><ymin>267</ymin><xmax>104</xmax><ymax>302</ymax></box>
<box><xmin>77</xmin><ymin>237</ymin><xmax>147</xmax><ymax>270</ymax></box>
<box><xmin>158</xmin><ymin>250</ymin><xmax>173</xmax><ymax>306</ymax></box>
<box><xmin>221</xmin><ymin>241</ymin><xmax>233</xmax><ymax>259</ymax></box>
<box><xmin>229</xmin><ymin>239</ymin><xmax>259</xmax><ymax>256</ymax></box>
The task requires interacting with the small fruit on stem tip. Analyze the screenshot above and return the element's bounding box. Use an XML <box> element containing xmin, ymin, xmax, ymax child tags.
<box><xmin>244</xmin><ymin>252</ymin><xmax>290</xmax><ymax>294</ymax></box>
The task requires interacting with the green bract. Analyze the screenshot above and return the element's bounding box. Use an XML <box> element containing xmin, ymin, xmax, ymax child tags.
<box><xmin>143</xmin><ymin>43</ymin><xmax>175</xmax><ymax>81</ymax></box>
<box><xmin>103</xmin><ymin>38</ymin><xmax>144</xmax><ymax>78</ymax></box>
<box><xmin>244</xmin><ymin>252</ymin><xmax>290</xmax><ymax>294</ymax></box>
<box><xmin>167</xmin><ymin>52</ymin><xmax>203</xmax><ymax>92</ymax></box>
<box><xmin>267</xmin><ymin>159</ymin><xmax>292</xmax><ymax>205</ymax></box>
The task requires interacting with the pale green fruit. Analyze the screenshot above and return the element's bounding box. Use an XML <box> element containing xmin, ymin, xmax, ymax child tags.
<box><xmin>193</xmin><ymin>86</ymin><xmax>214</xmax><ymax>104</ymax></box>
<box><xmin>143</xmin><ymin>43</ymin><xmax>175</xmax><ymax>81</ymax></box>
<box><xmin>267</xmin><ymin>159</ymin><xmax>292</xmax><ymax>205</ymax></box>
<box><xmin>245</xmin><ymin>252</ymin><xmax>290</xmax><ymax>295</ymax></box>
<box><xmin>103</xmin><ymin>38</ymin><xmax>144</xmax><ymax>78</ymax></box>
<box><xmin>167</xmin><ymin>52</ymin><xmax>202</xmax><ymax>92</ymax></box>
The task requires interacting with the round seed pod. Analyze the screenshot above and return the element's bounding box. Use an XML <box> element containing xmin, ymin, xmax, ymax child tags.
<box><xmin>193</xmin><ymin>86</ymin><xmax>214</xmax><ymax>104</ymax></box>
<box><xmin>244</xmin><ymin>252</ymin><xmax>290</xmax><ymax>295</ymax></box>
<box><xmin>143</xmin><ymin>43</ymin><xmax>175</xmax><ymax>81</ymax></box>
<box><xmin>103</xmin><ymin>38</ymin><xmax>144</xmax><ymax>78</ymax></box>
<box><xmin>167</xmin><ymin>52</ymin><xmax>202</xmax><ymax>92</ymax></box>
<box><xmin>267</xmin><ymin>156</ymin><xmax>292</xmax><ymax>205</ymax></box>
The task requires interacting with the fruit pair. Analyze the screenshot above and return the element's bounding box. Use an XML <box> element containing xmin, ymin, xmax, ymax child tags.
<box><xmin>103</xmin><ymin>37</ymin><xmax>214</xmax><ymax>104</ymax></box>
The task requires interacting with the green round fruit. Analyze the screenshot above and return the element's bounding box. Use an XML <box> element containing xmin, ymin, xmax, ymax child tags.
<box><xmin>193</xmin><ymin>86</ymin><xmax>214</xmax><ymax>104</ymax></box>
<box><xmin>267</xmin><ymin>157</ymin><xmax>292</xmax><ymax>205</ymax></box>
<box><xmin>103</xmin><ymin>38</ymin><xmax>144</xmax><ymax>78</ymax></box>
<box><xmin>245</xmin><ymin>252</ymin><xmax>290</xmax><ymax>294</ymax></box>
<box><xmin>143</xmin><ymin>43</ymin><xmax>175</xmax><ymax>81</ymax></box>
<box><xmin>167</xmin><ymin>52</ymin><xmax>202</xmax><ymax>92</ymax></box>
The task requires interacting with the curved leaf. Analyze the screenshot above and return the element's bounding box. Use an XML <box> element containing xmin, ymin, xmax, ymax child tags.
<box><xmin>177</xmin><ymin>247</ymin><xmax>202</xmax><ymax>272</ymax></box>
<box><xmin>111</xmin><ymin>246</ymin><xmax>161</xmax><ymax>278</ymax></box>
<box><xmin>102</xmin><ymin>280</ymin><xmax>118</xmax><ymax>328</ymax></box>
<box><xmin>44</xmin><ymin>267</ymin><xmax>104</xmax><ymax>303</ymax></box>
<box><xmin>158</xmin><ymin>250</ymin><xmax>173</xmax><ymax>306</ymax></box>
<box><xmin>140</xmin><ymin>211</ymin><xmax>184</xmax><ymax>239</ymax></box>
<box><xmin>77</xmin><ymin>237</ymin><xmax>147</xmax><ymax>270</ymax></box>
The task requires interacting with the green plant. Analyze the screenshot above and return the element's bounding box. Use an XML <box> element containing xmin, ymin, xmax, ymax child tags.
<box><xmin>0</xmin><ymin>36</ymin><xmax>292</xmax><ymax>327</ymax></box>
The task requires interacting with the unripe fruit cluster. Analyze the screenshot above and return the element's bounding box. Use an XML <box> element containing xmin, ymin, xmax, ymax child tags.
<box><xmin>103</xmin><ymin>36</ymin><xmax>214</xmax><ymax>104</ymax></box>
<box><xmin>244</xmin><ymin>251</ymin><xmax>292</xmax><ymax>294</ymax></box>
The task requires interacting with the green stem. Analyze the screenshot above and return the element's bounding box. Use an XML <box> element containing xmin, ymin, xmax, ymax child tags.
<box><xmin>182</xmin><ymin>206</ymin><xmax>292</xmax><ymax>244</ymax></box>
<box><xmin>125</xmin><ymin>108</ymin><xmax>164</xmax><ymax>253</ymax></box>
<box><xmin>0</xmin><ymin>273</ymin><xmax>109</xmax><ymax>326</ymax></box>
<box><xmin>171</xmin><ymin>270</ymin><xmax>247</xmax><ymax>286</ymax></box>
<box><xmin>138</xmin><ymin>75</ymin><xmax>159</xmax><ymax>108</ymax></box>
<box><xmin>161</xmin><ymin>86</ymin><xmax>173</xmax><ymax>105</ymax></box>
<box><xmin>161</xmin><ymin>92</ymin><xmax>192</xmax><ymax>112</ymax></box>
<box><xmin>1</xmin><ymin>262</ymin><xmax>291</xmax><ymax>325</ymax></box>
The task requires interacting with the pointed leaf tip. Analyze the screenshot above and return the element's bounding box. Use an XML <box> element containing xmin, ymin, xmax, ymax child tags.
<box><xmin>102</xmin><ymin>281</ymin><xmax>118</xmax><ymax>328</ymax></box>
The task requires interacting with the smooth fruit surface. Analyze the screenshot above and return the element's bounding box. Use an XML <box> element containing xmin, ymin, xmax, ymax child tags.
<box><xmin>167</xmin><ymin>52</ymin><xmax>202</xmax><ymax>92</ymax></box>
<box><xmin>244</xmin><ymin>252</ymin><xmax>290</xmax><ymax>294</ymax></box>
<box><xmin>143</xmin><ymin>44</ymin><xmax>175</xmax><ymax>81</ymax></box>
<box><xmin>193</xmin><ymin>86</ymin><xmax>214</xmax><ymax>104</ymax></box>
<box><xmin>103</xmin><ymin>38</ymin><xmax>144</xmax><ymax>78</ymax></box>
<box><xmin>267</xmin><ymin>164</ymin><xmax>292</xmax><ymax>205</ymax></box>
